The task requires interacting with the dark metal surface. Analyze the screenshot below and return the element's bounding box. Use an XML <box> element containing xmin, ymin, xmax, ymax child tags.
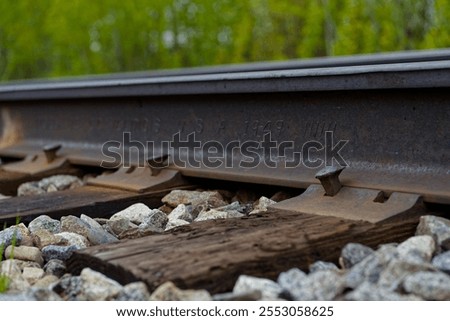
<box><xmin>88</xmin><ymin>167</ymin><xmax>187</xmax><ymax>193</ymax></box>
<box><xmin>1</xmin><ymin>144</ymin><xmax>69</xmax><ymax>175</ymax></box>
<box><xmin>315</xmin><ymin>166</ymin><xmax>344</xmax><ymax>196</ymax></box>
<box><xmin>0</xmin><ymin>51</ymin><xmax>449</xmax><ymax>205</ymax></box>
<box><xmin>2</xmin><ymin>48</ymin><xmax>450</xmax><ymax>87</ymax></box>
<box><xmin>1</xmin><ymin>61</ymin><xmax>450</xmax><ymax>101</ymax></box>
<box><xmin>270</xmin><ymin>185</ymin><xmax>424</xmax><ymax>223</ymax></box>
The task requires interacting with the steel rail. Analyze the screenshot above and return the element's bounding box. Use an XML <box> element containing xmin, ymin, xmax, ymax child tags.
<box><xmin>1</xmin><ymin>61</ymin><xmax>450</xmax><ymax>100</ymax></box>
<box><xmin>2</xmin><ymin>48</ymin><xmax>450</xmax><ymax>86</ymax></box>
<box><xmin>0</xmin><ymin>50</ymin><xmax>449</xmax><ymax>207</ymax></box>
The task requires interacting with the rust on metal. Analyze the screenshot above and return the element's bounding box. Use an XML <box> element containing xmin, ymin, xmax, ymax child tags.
<box><xmin>87</xmin><ymin>167</ymin><xmax>188</xmax><ymax>193</ymax></box>
<box><xmin>0</xmin><ymin>50</ymin><xmax>449</xmax><ymax>206</ymax></box>
<box><xmin>270</xmin><ymin>184</ymin><xmax>424</xmax><ymax>223</ymax></box>
<box><xmin>314</xmin><ymin>166</ymin><xmax>344</xmax><ymax>196</ymax></box>
<box><xmin>0</xmin><ymin>108</ymin><xmax>23</xmax><ymax>148</ymax></box>
<box><xmin>1</xmin><ymin>143</ymin><xmax>70</xmax><ymax>175</ymax></box>
<box><xmin>43</xmin><ymin>143</ymin><xmax>62</xmax><ymax>163</ymax></box>
<box><xmin>147</xmin><ymin>154</ymin><xmax>169</xmax><ymax>176</ymax></box>
<box><xmin>269</xmin><ymin>165</ymin><xmax>425</xmax><ymax>223</ymax></box>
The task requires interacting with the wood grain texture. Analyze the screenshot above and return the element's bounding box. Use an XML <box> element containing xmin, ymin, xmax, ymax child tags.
<box><xmin>0</xmin><ymin>186</ymin><xmax>179</xmax><ymax>225</ymax></box>
<box><xmin>68</xmin><ymin>210</ymin><xmax>421</xmax><ymax>294</ymax></box>
<box><xmin>0</xmin><ymin>169</ymin><xmax>33</xmax><ymax>195</ymax></box>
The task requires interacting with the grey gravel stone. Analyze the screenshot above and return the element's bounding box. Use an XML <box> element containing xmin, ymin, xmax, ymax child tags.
<box><xmin>397</xmin><ymin>235</ymin><xmax>435</xmax><ymax>263</ymax></box>
<box><xmin>213</xmin><ymin>290</ymin><xmax>262</xmax><ymax>301</ymax></box>
<box><xmin>345</xmin><ymin>245</ymin><xmax>398</xmax><ymax>288</ymax></box>
<box><xmin>9</xmin><ymin>259</ymin><xmax>41</xmax><ymax>271</ymax></box>
<box><xmin>41</xmin><ymin>245</ymin><xmax>80</xmax><ymax>262</ymax></box>
<box><xmin>118</xmin><ymin>226</ymin><xmax>163</xmax><ymax>240</ymax></box>
<box><xmin>28</xmin><ymin>215</ymin><xmax>61</xmax><ymax>234</ymax></box>
<box><xmin>80</xmin><ymin>214</ymin><xmax>104</xmax><ymax>229</ymax></box>
<box><xmin>33</xmin><ymin>274</ymin><xmax>60</xmax><ymax>289</ymax></box>
<box><xmin>78</xmin><ymin>268</ymin><xmax>123</xmax><ymax>301</ymax></box>
<box><xmin>109</xmin><ymin>203</ymin><xmax>154</xmax><ymax>224</ymax></box>
<box><xmin>234</xmin><ymin>275</ymin><xmax>282</xmax><ymax>300</ymax></box>
<box><xmin>80</xmin><ymin>214</ymin><xmax>118</xmax><ymax>245</ymax></box>
<box><xmin>190</xmin><ymin>201</ymin><xmax>211</xmax><ymax>218</ymax></box>
<box><xmin>309</xmin><ymin>261</ymin><xmax>339</xmax><ymax>273</ymax></box>
<box><xmin>56</xmin><ymin>232</ymin><xmax>90</xmax><ymax>248</ymax></box>
<box><xmin>60</xmin><ymin>216</ymin><xmax>90</xmax><ymax>238</ymax></box>
<box><xmin>431</xmin><ymin>251</ymin><xmax>450</xmax><ymax>274</ymax></box>
<box><xmin>0</xmin><ymin>226</ymin><xmax>23</xmax><ymax>248</ymax></box>
<box><xmin>29</xmin><ymin>287</ymin><xmax>62</xmax><ymax>301</ymax></box>
<box><xmin>168</xmin><ymin>204</ymin><xmax>193</xmax><ymax>222</ymax></box>
<box><xmin>0</xmin><ymin>259</ymin><xmax>30</xmax><ymax>291</ymax></box>
<box><xmin>52</xmin><ymin>274</ymin><xmax>82</xmax><ymax>300</ymax></box>
<box><xmin>17</xmin><ymin>182</ymin><xmax>46</xmax><ymax>196</ymax></box>
<box><xmin>106</xmin><ymin>218</ymin><xmax>136</xmax><ymax>237</ymax></box>
<box><xmin>47</xmin><ymin>184</ymin><xmax>58</xmax><ymax>192</ymax></box>
<box><xmin>5</xmin><ymin>245</ymin><xmax>44</xmax><ymax>266</ymax></box>
<box><xmin>61</xmin><ymin>215</ymin><xmax>117</xmax><ymax>246</ymax></box>
<box><xmin>32</xmin><ymin>229</ymin><xmax>64</xmax><ymax>249</ymax></box>
<box><xmin>14</xmin><ymin>223</ymin><xmax>34</xmax><ymax>247</ymax></box>
<box><xmin>22</xmin><ymin>267</ymin><xmax>45</xmax><ymax>285</ymax></box>
<box><xmin>403</xmin><ymin>271</ymin><xmax>450</xmax><ymax>300</ymax></box>
<box><xmin>162</xmin><ymin>190</ymin><xmax>226</xmax><ymax>208</ymax></box>
<box><xmin>80</xmin><ymin>214</ymin><xmax>104</xmax><ymax>232</ymax></box>
<box><xmin>164</xmin><ymin>219</ymin><xmax>190</xmax><ymax>231</ymax></box>
<box><xmin>18</xmin><ymin>175</ymin><xmax>82</xmax><ymax>196</ymax></box>
<box><xmin>377</xmin><ymin>259</ymin><xmax>434</xmax><ymax>291</ymax></box>
<box><xmin>194</xmin><ymin>209</ymin><xmax>244</xmax><ymax>222</ymax></box>
<box><xmin>44</xmin><ymin>259</ymin><xmax>66</xmax><ymax>277</ymax></box>
<box><xmin>94</xmin><ymin>218</ymin><xmax>109</xmax><ymax>225</ymax></box>
<box><xmin>215</xmin><ymin>201</ymin><xmax>246</xmax><ymax>213</ymax></box>
<box><xmin>0</xmin><ymin>260</ymin><xmax>16</xmax><ymax>273</ymax></box>
<box><xmin>345</xmin><ymin>281</ymin><xmax>422</xmax><ymax>301</ymax></box>
<box><xmin>340</xmin><ymin>243</ymin><xmax>375</xmax><ymax>269</ymax></box>
<box><xmin>0</xmin><ymin>292</ymin><xmax>36</xmax><ymax>300</ymax></box>
<box><xmin>139</xmin><ymin>209</ymin><xmax>169</xmax><ymax>229</ymax></box>
<box><xmin>117</xmin><ymin>282</ymin><xmax>151</xmax><ymax>301</ymax></box>
<box><xmin>277</xmin><ymin>268</ymin><xmax>307</xmax><ymax>295</ymax></box>
<box><xmin>416</xmin><ymin>215</ymin><xmax>450</xmax><ymax>251</ymax></box>
<box><xmin>249</xmin><ymin>196</ymin><xmax>276</xmax><ymax>215</ymax></box>
<box><xmin>38</xmin><ymin>175</ymin><xmax>82</xmax><ymax>191</ymax></box>
<box><xmin>150</xmin><ymin>281</ymin><xmax>212</xmax><ymax>301</ymax></box>
<box><xmin>286</xmin><ymin>270</ymin><xmax>346</xmax><ymax>301</ymax></box>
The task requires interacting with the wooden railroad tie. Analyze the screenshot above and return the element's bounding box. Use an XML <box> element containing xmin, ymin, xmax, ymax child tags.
<box><xmin>68</xmin><ymin>209</ymin><xmax>421</xmax><ymax>294</ymax></box>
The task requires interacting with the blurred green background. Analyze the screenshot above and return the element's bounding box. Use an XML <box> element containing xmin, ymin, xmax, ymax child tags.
<box><xmin>0</xmin><ymin>0</ymin><xmax>449</xmax><ymax>81</ymax></box>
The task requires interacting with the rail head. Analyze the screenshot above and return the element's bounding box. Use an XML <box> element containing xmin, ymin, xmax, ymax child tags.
<box><xmin>1</xmin><ymin>50</ymin><xmax>450</xmax><ymax>101</ymax></box>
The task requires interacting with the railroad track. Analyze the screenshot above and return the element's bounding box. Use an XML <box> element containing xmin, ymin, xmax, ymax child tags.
<box><xmin>0</xmin><ymin>49</ymin><xmax>449</xmax><ymax>297</ymax></box>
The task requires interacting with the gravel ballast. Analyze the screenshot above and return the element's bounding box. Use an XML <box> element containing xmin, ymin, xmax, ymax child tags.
<box><xmin>1</xmin><ymin>188</ymin><xmax>449</xmax><ymax>301</ymax></box>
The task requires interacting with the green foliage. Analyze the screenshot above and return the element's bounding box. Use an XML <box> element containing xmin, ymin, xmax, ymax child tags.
<box><xmin>0</xmin><ymin>223</ymin><xmax>9</xmax><ymax>293</ymax></box>
<box><xmin>0</xmin><ymin>218</ymin><xmax>20</xmax><ymax>294</ymax></box>
<box><xmin>0</xmin><ymin>0</ymin><xmax>449</xmax><ymax>81</ymax></box>
<box><xmin>0</xmin><ymin>242</ymin><xmax>10</xmax><ymax>293</ymax></box>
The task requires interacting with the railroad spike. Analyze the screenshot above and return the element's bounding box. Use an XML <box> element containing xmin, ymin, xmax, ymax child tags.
<box><xmin>315</xmin><ymin>165</ymin><xmax>345</xmax><ymax>196</ymax></box>
<box><xmin>147</xmin><ymin>154</ymin><xmax>169</xmax><ymax>176</ymax></box>
<box><xmin>43</xmin><ymin>143</ymin><xmax>62</xmax><ymax>163</ymax></box>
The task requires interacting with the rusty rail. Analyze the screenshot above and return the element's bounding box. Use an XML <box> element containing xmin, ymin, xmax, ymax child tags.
<box><xmin>0</xmin><ymin>50</ymin><xmax>449</xmax><ymax>222</ymax></box>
